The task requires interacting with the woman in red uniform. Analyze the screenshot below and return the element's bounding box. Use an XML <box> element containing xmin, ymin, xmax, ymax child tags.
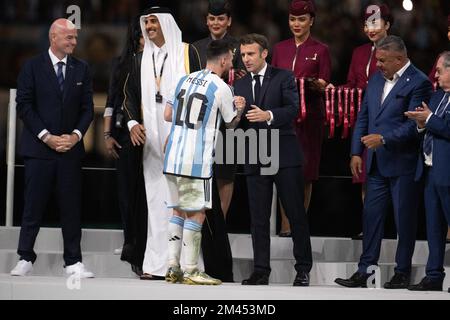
<box><xmin>342</xmin><ymin>4</ymin><xmax>391</xmax><ymax>196</ymax></box>
<box><xmin>327</xmin><ymin>4</ymin><xmax>391</xmax><ymax>238</ymax></box>
<box><xmin>271</xmin><ymin>0</ymin><xmax>331</xmax><ymax>236</ymax></box>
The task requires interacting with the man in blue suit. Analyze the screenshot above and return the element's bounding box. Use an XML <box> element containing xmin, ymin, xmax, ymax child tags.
<box><xmin>234</xmin><ymin>34</ymin><xmax>312</xmax><ymax>286</ymax></box>
<box><xmin>10</xmin><ymin>19</ymin><xmax>94</xmax><ymax>278</ymax></box>
<box><xmin>406</xmin><ymin>51</ymin><xmax>450</xmax><ymax>292</ymax></box>
<box><xmin>335</xmin><ymin>35</ymin><xmax>432</xmax><ymax>289</ymax></box>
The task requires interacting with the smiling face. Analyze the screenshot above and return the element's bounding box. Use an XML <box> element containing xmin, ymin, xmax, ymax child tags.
<box><xmin>144</xmin><ymin>15</ymin><xmax>165</xmax><ymax>47</ymax></box>
<box><xmin>49</xmin><ymin>19</ymin><xmax>78</xmax><ymax>58</ymax></box>
<box><xmin>207</xmin><ymin>13</ymin><xmax>231</xmax><ymax>39</ymax></box>
<box><xmin>288</xmin><ymin>13</ymin><xmax>313</xmax><ymax>40</ymax></box>
<box><xmin>364</xmin><ymin>18</ymin><xmax>389</xmax><ymax>45</ymax></box>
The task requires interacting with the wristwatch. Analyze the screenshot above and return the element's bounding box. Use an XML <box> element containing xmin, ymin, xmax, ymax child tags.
<box><xmin>380</xmin><ymin>135</ymin><xmax>386</xmax><ymax>145</ymax></box>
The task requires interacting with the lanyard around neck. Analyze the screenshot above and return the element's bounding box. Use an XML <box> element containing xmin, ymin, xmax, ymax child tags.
<box><xmin>152</xmin><ymin>52</ymin><xmax>168</xmax><ymax>92</ymax></box>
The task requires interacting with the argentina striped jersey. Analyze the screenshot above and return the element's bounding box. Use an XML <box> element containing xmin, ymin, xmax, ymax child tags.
<box><xmin>164</xmin><ymin>69</ymin><xmax>236</xmax><ymax>179</ymax></box>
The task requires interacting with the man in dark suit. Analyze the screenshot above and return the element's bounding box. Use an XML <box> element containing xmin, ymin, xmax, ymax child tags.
<box><xmin>406</xmin><ymin>51</ymin><xmax>450</xmax><ymax>292</ymax></box>
<box><xmin>10</xmin><ymin>19</ymin><xmax>94</xmax><ymax>278</ymax></box>
<box><xmin>234</xmin><ymin>33</ymin><xmax>312</xmax><ymax>286</ymax></box>
<box><xmin>335</xmin><ymin>35</ymin><xmax>432</xmax><ymax>289</ymax></box>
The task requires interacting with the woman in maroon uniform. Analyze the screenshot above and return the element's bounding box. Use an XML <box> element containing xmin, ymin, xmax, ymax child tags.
<box><xmin>343</xmin><ymin>4</ymin><xmax>391</xmax><ymax>198</ymax></box>
<box><xmin>326</xmin><ymin>4</ymin><xmax>391</xmax><ymax>239</ymax></box>
<box><xmin>271</xmin><ymin>0</ymin><xmax>331</xmax><ymax>236</ymax></box>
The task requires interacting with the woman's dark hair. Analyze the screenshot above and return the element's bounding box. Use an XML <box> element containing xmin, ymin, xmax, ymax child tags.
<box><xmin>115</xmin><ymin>15</ymin><xmax>142</xmax><ymax>87</ymax></box>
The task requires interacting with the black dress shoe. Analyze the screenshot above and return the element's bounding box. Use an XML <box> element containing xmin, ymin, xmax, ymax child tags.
<box><xmin>408</xmin><ymin>277</ymin><xmax>443</xmax><ymax>291</ymax></box>
<box><xmin>241</xmin><ymin>272</ymin><xmax>269</xmax><ymax>285</ymax></box>
<box><xmin>384</xmin><ymin>273</ymin><xmax>410</xmax><ymax>289</ymax></box>
<box><xmin>335</xmin><ymin>272</ymin><xmax>369</xmax><ymax>288</ymax></box>
<box><xmin>293</xmin><ymin>271</ymin><xmax>310</xmax><ymax>286</ymax></box>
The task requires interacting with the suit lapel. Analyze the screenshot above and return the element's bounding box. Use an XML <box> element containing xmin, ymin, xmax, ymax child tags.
<box><xmin>63</xmin><ymin>56</ymin><xmax>75</xmax><ymax>102</ymax></box>
<box><xmin>376</xmin><ymin>65</ymin><xmax>414</xmax><ymax>119</ymax></box>
<box><xmin>371</xmin><ymin>73</ymin><xmax>384</xmax><ymax>117</ymax></box>
<box><xmin>258</xmin><ymin>65</ymin><xmax>272</xmax><ymax>106</ymax></box>
<box><xmin>42</xmin><ymin>53</ymin><xmax>63</xmax><ymax>98</ymax></box>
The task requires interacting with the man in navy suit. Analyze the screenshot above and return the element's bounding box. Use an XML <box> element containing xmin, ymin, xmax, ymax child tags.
<box><xmin>335</xmin><ymin>35</ymin><xmax>432</xmax><ymax>289</ymax></box>
<box><xmin>234</xmin><ymin>34</ymin><xmax>312</xmax><ymax>286</ymax></box>
<box><xmin>406</xmin><ymin>51</ymin><xmax>450</xmax><ymax>292</ymax></box>
<box><xmin>10</xmin><ymin>19</ymin><xmax>94</xmax><ymax>278</ymax></box>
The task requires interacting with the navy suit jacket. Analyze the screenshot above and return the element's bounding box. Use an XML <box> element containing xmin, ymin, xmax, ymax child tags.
<box><xmin>351</xmin><ymin>64</ymin><xmax>432</xmax><ymax>177</ymax></box>
<box><xmin>234</xmin><ymin>64</ymin><xmax>303</xmax><ymax>175</ymax></box>
<box><xmin>415</xmin><ymin>89</ymin><xmax>450</xmax><ymax>185</ymax></box>
<box><xmin>16</xmin><ymin>52</ymin><xmax>94</xmax><ymax>159</ymax></box>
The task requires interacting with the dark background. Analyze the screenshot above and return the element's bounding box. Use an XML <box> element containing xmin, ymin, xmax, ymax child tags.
<box><xmin>0</xmin><ymin>0</ymin><xmax>447</xmax><ymax>238</ymax></box>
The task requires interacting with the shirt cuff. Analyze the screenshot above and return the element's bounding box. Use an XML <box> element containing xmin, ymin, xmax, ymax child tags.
<box><xmin>128</xmin><ymin>120</ymin><xmax>139</xmax><ymax>131</ymax></box>
<box><xmin>72</xmin><ymin>130</ymin><xmax>82</xmax><ymax>141</ymax></box>
<box><xmin>425</xmin><ymin>113</ymin><xmax>433</xmax><ymax>124</ymax></box>
<box><xmin>38</xmin><ymin>129</ymin><xmax>49</xmax><ymax>140</ymax></box>
<box><xmin>266</xmin><ymin>111</ymin><xmax>274</xmax><ymax>125</ymax></box>
<box><xmin>103</xmin><ymin>107</ymin><xmax>114</xmax><ymax>117</ymax></box>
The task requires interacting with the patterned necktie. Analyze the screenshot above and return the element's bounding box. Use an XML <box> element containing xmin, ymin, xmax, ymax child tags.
<box><xmin>56</xmin><ymin>61</ymin><xmax>65</xmax><ymax>92</ymax></box>
<box><xmin>253</xmin><ymin>74</ymin><xmax>261</xmax><ymax>105</ymax></box>
<box><xmin>423</xmin><ymin>92</ymin><xmax>449</xmax><ymax>155</ymax></box>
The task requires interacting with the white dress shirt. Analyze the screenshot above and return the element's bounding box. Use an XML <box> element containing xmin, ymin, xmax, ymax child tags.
<box><xmin>381</xmin><ymin>60</ymin><xmax>411</xmax><ymax>104</ymax></box>
<box><xmin>250</xmin><ymin>63</ymin><xmax>273</xmax><ymax>124</ymax></box>
<box><xmin>39</xmin><ymin>49</ymin><xmax>82</xmax><ymax>142</ymax></box>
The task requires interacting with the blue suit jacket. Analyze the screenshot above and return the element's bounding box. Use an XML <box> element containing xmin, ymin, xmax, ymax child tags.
<box><xmin>415</xmin><ymin>89</ymin><xmax>450</xmax><ymax>185</ymax></box>
<box><xmin>16</xmin><ymin>52</ymin><xmax>94</xmax><ymax>159</ymax></box>
<box><xmin>351</xmin><ymin>64</ymin><xmax>432</xmax><ymax>177</ymax></box>
<box><xmin>234</xmin><ymin>64</ymin><xmax>303</xmax><ymax>175</ymax></box>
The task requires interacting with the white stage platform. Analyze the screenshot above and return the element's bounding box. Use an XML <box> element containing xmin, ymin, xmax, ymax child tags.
<box><xmin>1</xmin><ymin>227</ymin><xmax>450</xmax><ymax>300</ymax></box>
<box><xmin>1</xmin><ymin>274</ymin><xmax>449</xmax><ymax>300</ymax></box>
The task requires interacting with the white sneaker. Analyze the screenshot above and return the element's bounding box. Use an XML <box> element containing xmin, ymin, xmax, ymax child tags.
<box><xmin>11</xmin><ymin>260</ymin><xmax>33</xmax><ymax>276</ymax></box>
<box><xmin>113</xmin><ymin>247</ymin><xmax>122</xmax><ymax>255</ymax></box>
<box><xmin>65</xmin><ymin>262</ymin><xmax>95</xmax><ymax>278</ymax></box>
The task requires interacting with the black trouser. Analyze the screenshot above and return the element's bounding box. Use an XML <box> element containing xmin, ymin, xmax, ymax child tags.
<box><xmin>115</xmin><ymin>133</ymin><xmax>147</xmax><ymax>269</ymax></box>
<box><xmin>18</xmin><ymin>157</ymin><xmax>82</xmax><ymax>266</ymax></box>
<box><xmin>246</xmin><ymin>166</ymin><xmax>312</xmax><ymax>275</ymax></box>
<box><xmin>201</xmin><ymin>175</ymin><xmax>234</xmax><ymax>282</ymax></box>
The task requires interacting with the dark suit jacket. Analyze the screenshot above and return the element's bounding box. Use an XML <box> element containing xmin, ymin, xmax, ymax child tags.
<box><xmin>234</xmin><ymin>64</ymin><xmax>303</xmax><ymax>175</ymax></box>
<box><xmin>415</xmin><ymin>89</ymin><xmax>450</xmax><ymax>185</ymax></box>
<box><xmin>191</xmin><ymin>33</ymin><xmax>244</xmax><ymax>71</ymax></box>
<box><xmin>351</xmin><ymin>64</ymin><xmax>432</xmax><ymax>177</ymax></box>
<box><xmin>16</xmin><ymin>52</ymin><xmax>93</xmax><ymax>159</ymax></box>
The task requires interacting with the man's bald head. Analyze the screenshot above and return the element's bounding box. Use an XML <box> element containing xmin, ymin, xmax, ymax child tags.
<box><xmin>49</xmin><ymin>18</ymin><xmax>78</xmax><ymax>59</ymax></box>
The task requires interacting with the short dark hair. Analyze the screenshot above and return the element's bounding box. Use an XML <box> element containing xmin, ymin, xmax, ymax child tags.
<box><xmin>239</xmin><ymin>33</ymin><xmax>269</xmax><ymax>52</ymax></box>
<box><xmin>377</xmin><ymin>35</ymin><xmax>407</xmax><ymax>56</ymax></box>
<box><xmin>206</xmin><ymin>39</ymin><xmax>234</xmax><ymax>61</ymax></box>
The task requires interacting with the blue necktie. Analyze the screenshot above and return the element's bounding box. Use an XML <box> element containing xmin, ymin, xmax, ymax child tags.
<box><xmin>423</xmin><ymin>92</ymin><xmax>449</xmax><ymax>155</ymax></box>
<box><xmin>56</xmin><ymin>61</ymin><xmax>65</xmax><ymax>92</ymax></box>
